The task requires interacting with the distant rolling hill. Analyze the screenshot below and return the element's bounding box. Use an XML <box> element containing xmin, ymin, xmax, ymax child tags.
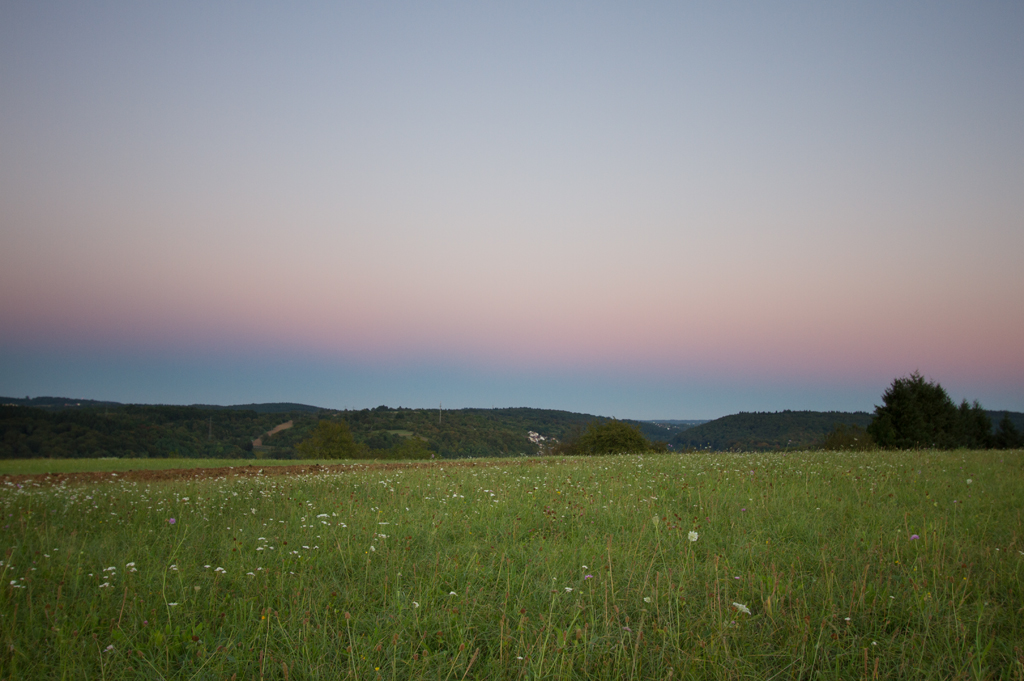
<box><xmin>670</xmin><ymin>410</ymin><xmax>874</xmax><ymax>451</ymax></box>
<box><xmin>207</xmin><ymin>402</ymin><xmax>322</xmax><ymax>414</ymax></box>
<box><xmin>0</xmin><ymin>400</ymin><xmax>693</xmax><ymax>460</ymax></box>
<box><xmin>1</xmin><ymin>396</ymin><xmax>124</xmax><ymax>410</ymax></box>
<box><xmin>668</xmin><ymin>409</ymin><xmax>1024</xmax><ymax>451</ymax></box>
<box><xmin>987</xmin><ymin>410</ymin><xmax>1024</xmax><ymax>434</ymax></box>
<box><xmin>3</xmin><ymin>397</ymin><xmax>1020</xmax><ymax>458</ymax></box>
<box><xmin>2</xmin><ymin>396</ymin><xmax>322</xmax><ymax>414</ymax></box>
<box><xmin>635</xmin><ymin>420</ymin><xmax>706</xmax><ymax>443</ymax></box>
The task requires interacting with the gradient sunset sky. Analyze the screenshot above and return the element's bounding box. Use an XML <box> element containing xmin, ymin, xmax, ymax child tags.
<box><xmin>2</xmin><ymin>2</ymin><xmax>1022</xmax><ymax>419</ymax></box>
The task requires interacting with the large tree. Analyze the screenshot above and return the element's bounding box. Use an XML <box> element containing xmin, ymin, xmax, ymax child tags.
<box><xmin>867</xmin><ymin>372</ymin><xmax>991</xmax><ymax>449</ymax></box>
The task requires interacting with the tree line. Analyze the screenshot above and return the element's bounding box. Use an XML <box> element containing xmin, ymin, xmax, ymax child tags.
<box><xmin>862</xmin><ymin>372</ymin><xmax>1021</xmax><ymax>449</ymax></box>
<box><xmin>819</xmin><ymin>373</ymin><xmax>1022</xmax><ymax>451</ymax></box>
<box><xmin>0</xmin><ymin>404</ymin><xmax>317</xmax><ymax>459</ymax></box>
<box><xmin>668</xmin><ymin>411</ymin><xmax>874</xmax><ymax>451</ymax></box>
<box><xmin>3</xmin><ymin>382</ymin><xmax>1019</xmax><ymax>461</ymax></box>
<box><xmin>0</xmin><ymin>402</ymin><xmax>657</xmax><ymax>460</ymax></box>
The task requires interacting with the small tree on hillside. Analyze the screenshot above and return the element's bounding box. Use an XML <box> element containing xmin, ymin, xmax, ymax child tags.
<box><xmin>955</xmin><ymin>400</ymin><xmax>993</xmax><ymax>449</ymax></box>
<box><xmin>551</xmin><ymin>424</ymin><xmax>585</xmax><ymax>456</ymax></box>
<box><xmin>575</xmin><ymin>420</ymin><xmax>651</xmax><ymax>455</ymax></box>
<box><xmin>296</xmin><ymin>420</ymin><xmax>361</xmax><ymax>459</ymax></box>
<box><xmin>994</xmin><ymin>413</ymin><xmax>1023</xmax><ymax>449</ymax></box>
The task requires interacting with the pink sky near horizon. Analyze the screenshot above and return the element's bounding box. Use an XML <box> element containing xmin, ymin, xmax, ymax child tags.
<box><xmin>2</xmin><ymin>3</ymin><xmax>1023</xmax><ymax>416</ymax></box>
<box><xmin>4</xmin><ymin>242</ymin><xmax>1020</xmax><ymax>386</ymax></box>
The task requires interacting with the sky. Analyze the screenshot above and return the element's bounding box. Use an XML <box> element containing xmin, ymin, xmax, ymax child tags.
<box><xmin>2</xmin><ymin>2</ymin><xmax>1023</xmax><ymax>419</ymax></box>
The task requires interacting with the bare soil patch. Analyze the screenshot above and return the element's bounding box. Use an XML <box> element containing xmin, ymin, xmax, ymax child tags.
<box><xmin>266</xmin><ymin>420</ymin><xmax>294</xmax><ymax>436</ymax></box>
<box><xmin>252</xmin><ymin>419</ymin><xmax>295</xmax><ymax>448</ymax></box>
<box><xmin>0</xmin><ymin>456</ymin><xmax>562</xmax><ymax>487</ymax></box>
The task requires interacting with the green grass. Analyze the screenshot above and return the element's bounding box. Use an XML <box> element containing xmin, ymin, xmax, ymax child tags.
<box><xmin>0</xmin><ymin>458</ymin><xmax>334</xmax><ymax>476</ymax></box>
<box><xmin>1</xmin><ymin>449</ymin><xmax>1022</xmax><ymax>679</ymax></box>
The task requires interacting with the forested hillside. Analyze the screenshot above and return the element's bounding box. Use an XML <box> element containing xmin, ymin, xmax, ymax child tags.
<box><xmin>1</xmin><ymin>396</ymin><xmax>321</xmax><ymax>414</ymax></box>
<box><xmin>0</xmin><ymin>400</ymin><xmax>674</xmax><ymax>460</ymax></box>
<box><xmin>670</xmin><ymin>411</ymin><xmax>875</xmax><ymax>451</ymax></box>
<box><xmin>5</xmin><ymin>397</ymin><xmax>1018</xmax><ymax>459</ymax></box>
<box><xmin>0</xmin><ymin>404</ymin><xmax>319</xmax><ymax>459</ymax></box>
<box><xmin>986</xmin><ymin>410</ymin><xmax>1024</xmax><ymax>434</ymax></box>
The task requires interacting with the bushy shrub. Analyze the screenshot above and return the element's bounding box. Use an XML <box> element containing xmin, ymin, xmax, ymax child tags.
<box><xmin>387</xmin><ymin>437</ymin><xmax>433</xmax><ymax>460</ymax></box>
<box><xmin>295</xmin><ymin>420</ymin><xmax>361</xmax><ymax>459</ymax></box>
<box><xmin>574</xmin><ymin>420</ymin><xmax>651</xmax><ymax>455</ymax></box>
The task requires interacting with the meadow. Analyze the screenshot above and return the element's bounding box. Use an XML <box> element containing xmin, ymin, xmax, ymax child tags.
<box><xmin>0</xmin><ymin>458</ymin><xmax>331</xmax><ymax>477</ymax></box>
<box><xmin>0</xmin><ymin>449</ymin><xmax>1021</xmax><ymax>680</ymax></box>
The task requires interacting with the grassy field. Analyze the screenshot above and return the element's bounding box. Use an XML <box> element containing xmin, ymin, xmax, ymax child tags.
<box><xmin>0</xmin><ymin>458</ymin><xmax>332</xmax><ymax>476</ymax></box>
<box><xmin>1</xmin><ymin>449</ymin><xmax>1022</xmax><ymax>679</ymax></box>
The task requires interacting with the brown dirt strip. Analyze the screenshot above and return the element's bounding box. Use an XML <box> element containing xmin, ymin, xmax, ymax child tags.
<box><xmin>253</xmin><ymin>419</ymin><xmax>295</xmax><ymax>448</ymax></box>
<box><xmin>265</xmin><ymin>420</ymin><xmax>294</xmax><ymax>436</ymax></box>
<box><xmin>0</xmin><ymin>456</ymin><xmax>566</xmax><ymax>487</ymax></box>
